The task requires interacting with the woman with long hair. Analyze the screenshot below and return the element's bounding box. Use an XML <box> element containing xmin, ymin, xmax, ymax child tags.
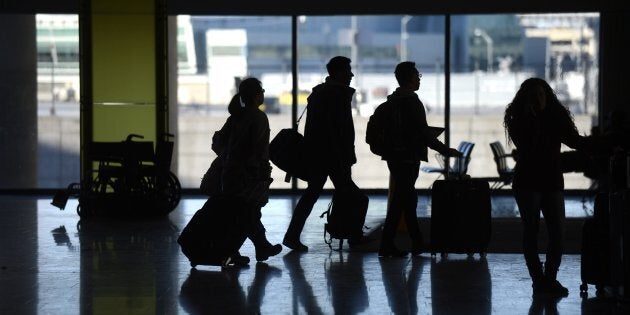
<box><xmin>504</xmin><ymin>77</ymin><xmax>589</xmax><ymax>297</ymax></box>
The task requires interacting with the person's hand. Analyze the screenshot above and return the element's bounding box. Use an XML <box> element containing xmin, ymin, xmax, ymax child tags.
<box><xmin>445</xmin><ymin>148</ymin><xmax>462</xmax><ymax>158</ymax></box>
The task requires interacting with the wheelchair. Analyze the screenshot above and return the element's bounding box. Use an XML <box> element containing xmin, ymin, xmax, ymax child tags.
<box><xmin>52</xmin><ymin>133</ymin><xmax>181</xmax><ymax>217</ymax></box>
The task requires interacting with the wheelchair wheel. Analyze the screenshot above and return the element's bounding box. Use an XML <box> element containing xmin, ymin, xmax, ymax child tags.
<box><xmin>155</xmin><ymin>171</ymin><xmax>181</xmax><ymax>215</ymax></box>
<box><xmin>166</xmin><ymin>171</ymin><xmax>181</xmax><ymax>208</ymax></box>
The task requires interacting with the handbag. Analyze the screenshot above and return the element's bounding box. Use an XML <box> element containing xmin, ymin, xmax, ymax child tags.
<box><xmin>237</xmin><ymin>177</ymin><xmax>273</xmax><ymax>208</ymax></box>
<box><xmin>269</xmin><ymin>106</ymin><xmax>310</xmax><ymax>182</ymax></box>
<box><xmin>199</xmin><ymin>155</ymin><xmax>224</xmax><ymax>196</ymax></box>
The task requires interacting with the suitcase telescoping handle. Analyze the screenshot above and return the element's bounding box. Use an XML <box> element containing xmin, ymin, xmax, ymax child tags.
<box><xmin>445</xmin><ymin>154</ymin><xmax>471</xmax><ymax>180</ymax></box>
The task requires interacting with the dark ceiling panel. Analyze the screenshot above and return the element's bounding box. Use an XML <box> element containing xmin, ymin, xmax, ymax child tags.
<box><xmin>1</xmin><ymin>0</ymin><xmax>621</xmax><ymax>15</ymax></box>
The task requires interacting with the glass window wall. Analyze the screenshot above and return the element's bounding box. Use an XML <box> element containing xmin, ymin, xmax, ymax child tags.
<box><xmin>446</xmin><ymin>13</ymin><xmax>600</xmax><ymax>190</ymax></box>
<box><xmin>0</xmin><ymin>12</ymin><xmax>600</xmax><ymax>190</ymax></box>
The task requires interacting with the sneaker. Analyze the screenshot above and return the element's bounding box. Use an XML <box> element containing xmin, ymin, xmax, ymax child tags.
<box><xmin>546</xmin><ymin>279</ymin><xmax>569</xmax><ymax>297</ymax></box>
<box><xmin>282</xmin><ymin>236</ymin><xmax>308</xmax><ymax>252</ymax></box>
<box><xmin>232</xmin><ymin>254</ymin><xmax>250</xmax><ymax>266</ymax></box>
<box><xmin>255</xmin><ymin>244</ymin><xmax>282</xmax><ymax>262</ymax></box>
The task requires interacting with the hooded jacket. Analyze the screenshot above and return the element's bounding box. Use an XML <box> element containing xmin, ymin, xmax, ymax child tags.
<box><xmin>303</xmin><ymin>78</ymin><xmax>357</xmax><ymax>170</ymax></box>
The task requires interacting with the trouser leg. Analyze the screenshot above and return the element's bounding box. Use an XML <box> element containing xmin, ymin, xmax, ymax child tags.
<box><xmin>284</xmin><ymin>172</ymin><xmax>326</xmax><ymax>239</ymax></box>
<box><xmin>382</xmin><ymin>161</ymin><xmax>419</xmax><ymax>247</ymax></box>
<box><xmin>514</xmin><ymin>190</ymin><xmax>545</xmax><ymax>281</ymax></box>
<box><xmin>401</xmin><ymin>163</ymin><xmax>422</xmax><ymax>243</ymax></box>
<box><xmin>540</xmin><ymin>191</ymin><xmax>565</xmax><ymax>280</ymax></box>
<box><xmin>248</xmin><ymin>205</ymin><xmax>271</xmax><ymax>248</ymax></box>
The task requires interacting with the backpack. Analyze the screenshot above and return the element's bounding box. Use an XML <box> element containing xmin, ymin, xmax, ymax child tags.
<box><xmin>365</xmin><ymin>100</ymin><xmax>404</xmax><ymax>157</ymax></box>
<box><xmin>319</xmin><ymin>187</ymin><xmax>369</xmax><ymax>250</ymax></box>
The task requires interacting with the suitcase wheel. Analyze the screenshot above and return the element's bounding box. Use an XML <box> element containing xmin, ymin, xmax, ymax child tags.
<box><xmin>579</xmin><ymin>283</ymin><xmax>588</xmax><ymax>292</ymax></box>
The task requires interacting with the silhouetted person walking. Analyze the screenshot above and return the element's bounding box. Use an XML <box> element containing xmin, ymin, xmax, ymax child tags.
<box><xmin>378</xmin><ymin>61</ymin><xmax>460</xmax><ymax>257</ymax></box>
<box><xmin>504</xmin><ymin>77</ymin><xmax>589</xmax><ymax>297</ymax></box>
<box><xmin>219</xmin><ymin>77</ymin><xmax>282</xmax><ymax>262</ymax></box>
<box><xmin>283</xmin><ymin>56</ymin><xmax>364</xmax><ymax>251</ymax></box>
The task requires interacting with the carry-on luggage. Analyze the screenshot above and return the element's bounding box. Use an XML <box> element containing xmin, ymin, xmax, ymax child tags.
<box><xmin>580</xmin><ymin>220</ymin><xmax>611</xmax><ymax>295</ymax></box>
<box><xmin>178</xmin><ymin>196</ymin><xmax>248</xmax><ymax>267</ymax></box>
<box><xmin>320</xmin><ymin>186</ymin><xmax>369</xmax><ymax>250</ymax></box>
<box><xmin>269</xmin><ymin>128</ymin><xmax>309</xmax><ymax>182</ymax></box>
<box><xmin>269</xmin><ymin>106</ymin><xmax>309</xmax><ymax>182</ymax></box>
<box><xmin>580</xmin><ymin>150</ymin><xmax>630</xmax><ymax>297</ymax></box>
<box><xmin>430</xmin><ymin>178</ymin><xmax>491</xmax><ymax>257</ymax></box>
<box><xmin>579</xmin><ymin>192</ymin><xmax>611</xmax><ymax>295</ymax></box>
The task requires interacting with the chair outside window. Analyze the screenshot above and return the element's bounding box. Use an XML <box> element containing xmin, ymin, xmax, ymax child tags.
<box><xmin>486</xmin><ymin>141</ymin><xmax>515</xmax><ymax>189</ymax></box>
<box><xmin>421</xmin><ymin>141</ymin><xmax>475</xmax><ymax>179</ymax></box>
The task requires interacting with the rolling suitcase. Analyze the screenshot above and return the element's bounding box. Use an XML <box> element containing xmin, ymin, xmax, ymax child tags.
<box><xmin>608</xmin><ymin>189</ymin><xmax>629</xmax><ymax>297</ymax></box>
<box><xmin>178</xmin><ymin>196</ymin><xmax>248</xmax><ymax>267</ymax></box>
<box><xmin>430</xmin><ymin>178</ymin><xmax>491</xmax><ymax>257</ymax></box>
<box><xmin>579</xmin><ymin>217</ymin><xmax>611</xmax><ymax>295</ymax></box>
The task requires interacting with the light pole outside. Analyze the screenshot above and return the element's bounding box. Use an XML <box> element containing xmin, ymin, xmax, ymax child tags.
<box><xmin>474</xmin><ymin>28</ymin><xmax>493</xmax><ymax>72</ymax></box>
<box><xmin>400</xmin><ymin>15</ymin><xmax>412</xmax><ymax>62</ymax></box>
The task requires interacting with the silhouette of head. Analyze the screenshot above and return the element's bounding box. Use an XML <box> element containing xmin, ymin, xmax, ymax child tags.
<box><xmin>516</xmin><ymin>77</ymin><xmax>554</xmax><ymax>113</ymax></box>
<box><xmin>395</xmin><ymin>61</ymin><xmax>421</xmax><ymax>91</ymax></box>
<box><xmin>326</xmin><ymin>56</ymin><xmax>353</xmax><ymax>86</ymax></box>
<box><xmin>239</xmin><ymin>77</ymin><xmax>264</xmax><ymax>105</ymax></box>
<box><xmin>229</xmin><ymin>77</ymin><xmax>264</xmax><ymax>114</ymax></box>
<box><xmin>504</xmin><ymin>77</ymin><xmax>577</xmax><ymax>141</ymax></box>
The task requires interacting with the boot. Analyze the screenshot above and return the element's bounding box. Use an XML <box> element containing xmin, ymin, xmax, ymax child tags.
<box><xmin>232</xmin><ymin>252</ymin><xmax>250</xmax><ymax>267</ymax></box>
<box><xmin>251</xmin><ymin>231</ymin><xmax>282</xmax><ymax>262</ymax></box>
<box><xmin>256</xmin><ymin>244</ymin><xmax>282</xmax><ymax>262</ymax></box>
<box><xmin>282</xmin><ymin>233</ymin><xmax>308</xmax><ymax>251</ymax></box>
<box><xmin>544</xmin><ymin>264</ymin><xmax>568</xmax><ymax>297</ymax></box>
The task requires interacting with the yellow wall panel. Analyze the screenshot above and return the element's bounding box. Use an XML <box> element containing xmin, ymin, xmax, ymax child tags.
<box><xmin>92</xmin><ymin>0</ymin><xmax>154</xmax><ymax>14</ymax></box>
<box><xmin>93</xmin><ymin>105</ymin><xmax>156</xmax><ymax>143</ymax></box>
<box><xmin>92</xmin><ymin>14</ymin><xmax>155</xmax><ymax>104</ymax></box>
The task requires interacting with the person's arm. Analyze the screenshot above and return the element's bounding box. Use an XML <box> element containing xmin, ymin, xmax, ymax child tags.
<box><xmin>249</xmin><ymin>111</ymin><xmax>272</xmax><ymax>179</ymax></box>
<box><xmin>559</xmin><ymin>113</ymin><xmax>590</xmax><ymax>152</ymax></box>
<box><xmin>411</xmin><ymin>98</ymin><xmax>460</xmax><ymax>157</ymax></box>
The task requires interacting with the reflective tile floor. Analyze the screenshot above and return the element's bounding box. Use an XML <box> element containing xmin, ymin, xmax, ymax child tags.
<box><xmin>1</xmin><ymin>194</ymin><xmax>629</xmax><ymax>314</ymax></box>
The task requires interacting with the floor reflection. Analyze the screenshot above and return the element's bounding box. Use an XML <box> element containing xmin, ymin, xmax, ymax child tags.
<box><xmin>528</xmin><ymin>295</ymin><xmax>563</xmax><ymax>315</ymax></box>
<box><xmin>431</xmin><ymin>255</ymin><xmax>492</xmax><ymax>315</ymax></box>
<box><xmin>379</xmin><ymin>256</ymin><xmax>425</xmax><ymax>314</ymax></box>
<box><xmin>179</xmin><ymin>268</ymin><xmax>247</xmax><ymax>313</ymax></box>
<box><xmin>1</xmin><ymin>195</ymin><xmax>628</xmax><ymax>314</ymax></box>
<box><xmin>325</xmin><ymin>251</ymin><xmax>370</xmax><ymax>314</ymax></box>
<box><xmin>76</xmin><ymin>217</ymin><xmax>180</xmax><ymax>314</ymax></box>
<box><xmin>51</xmin><ymin>225</ymin><xmax>76</xmax><ymax>251</ymax></box>
<box><xmin>283</xmin><ymin>251</ymin><xmax>324</xmax><ymax>315</ymax></box>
